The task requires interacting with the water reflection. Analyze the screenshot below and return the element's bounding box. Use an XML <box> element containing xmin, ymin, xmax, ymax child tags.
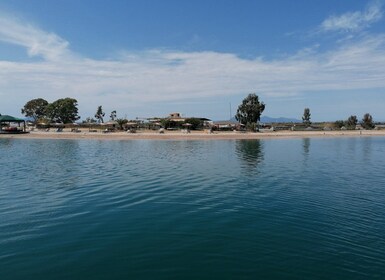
<box><xmin>361</xmin><ymin>137</ymin><xmax>372</xmax><ymax>162</ymax></box>
<box><xmin>302</xmin><ymin>138</ymin><xmax>310</xmax><ymax>155</ymax></box>
<box><xmin>0</xmin><ymin>138</ymin><xmax>12</xmax><ymax>147</ymax></box>
<box><xmin>235</xmin><ymin>140</ymin><xmax>264</xmax><ymax>172</ymax></box>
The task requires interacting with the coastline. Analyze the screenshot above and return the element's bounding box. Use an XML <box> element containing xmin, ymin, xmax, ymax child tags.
<box><xmin>1</xmin><ymin>129</ymin><xmax>385</xmax><ymax>141</ymax></box>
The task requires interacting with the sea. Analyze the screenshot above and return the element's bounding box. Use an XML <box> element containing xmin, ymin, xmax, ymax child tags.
<box><xmin>1</xmin><ymin>137</ymin><xmax>384</xmax><ymax>279</ymax></box>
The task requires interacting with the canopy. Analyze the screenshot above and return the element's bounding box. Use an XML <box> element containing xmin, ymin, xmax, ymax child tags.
<box><xmin>0</xmin><ymin>115</ymin><xmax>25</xmax><ymax>122</ymax></box>
<box><xmin>0</xmin><ymin>115</ymin><xmax>27</xmax><ymax>132</ymax></box>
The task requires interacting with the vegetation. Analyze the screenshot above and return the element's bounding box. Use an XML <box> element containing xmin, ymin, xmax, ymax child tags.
<box><xmin>235</xmin><ymin>93</ymin><xmax>265</xmax><ymax>131</ymax></box>
<box><xmin>184</xmin><ymin>118</ymin><xmax>203</xmax><ymax>130</ymax></box>
<box><xmin>18</xmin><ymin>96</ymin><xmax>382</xmax><ymax>132</ymax></box>
<box><xmin>116</xmin><ymin>118</ymin><xmax>128</xmax><ymax>130</ymax></box>
<box><xmin>334</xmin><ymin>120</ymin><xmax>345</xmax><ymax>129</ymax></box>
<box><xmin>94</xmin><ymin>106</ymin><xmax>105</xmax><ymax>123</ymax></box>
<box><xmin>345</xmin><ymin>115</ymin><xmax>358</xmax><ymax>130</ymax></box>
<box><xmin>45</xmin><ymin>98</ymin><xmax>80</xmax><ymax>123</ymax></box>
<box><xmin>21</xmin><ymin>98</ymin><xmax>49</xmax><ymax>123</ymax></box>
<box><xmin>361</xmin><ymin>113</ymin><xmax>375</xmax><ymax>130</ymax></box>
<box><xmin>110</xmin><ymin>110</ymin><xmax>117</xmax><ymax>121</ymax></box>
<box><xmin>160</xmin><ymin>119</ymin><xmax>177</xmax><ymax>129</ymax></box>
<box><xmin>302</xmin><ymin>108</ymin><xmax>311</xmax><ymax>126</ymax></box>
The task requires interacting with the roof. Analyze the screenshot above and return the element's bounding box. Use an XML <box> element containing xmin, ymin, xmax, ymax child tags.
<box><xmin>0</xmin><ymin>115</ymin><xmax>25</xmax><ymax>122</ymax></box>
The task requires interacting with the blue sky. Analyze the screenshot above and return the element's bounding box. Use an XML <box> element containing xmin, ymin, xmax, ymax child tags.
<box><xmin>0</xmin><ymin>0</ymin><xmax>385</xmax><ymax>121</ymax></box>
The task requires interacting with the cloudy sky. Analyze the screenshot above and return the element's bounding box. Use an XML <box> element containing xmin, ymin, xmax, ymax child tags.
<box><xmin>0</xmin><ymin>0</ymin><xmax>385</xmax><ymax>121</ymax></box>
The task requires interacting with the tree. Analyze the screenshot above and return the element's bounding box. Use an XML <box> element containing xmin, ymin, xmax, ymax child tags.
<box><xmin>235</xmin><ymin>93</ymin><xmax>265</xmax><ymax>131</ymax></box>
<box><xmin>94</xmin><ymin>106</ymin><xmax>105</xmax><ymax>123</ymax></box>
<box><xmin>302</xmin><ymin>108</ymin><xmax>311</xmax><ymax>126</ymax></box>
<box><xmin>116</xmin><ymin>118</ymin><xmax>128</xmax><ymax>130</ymax></box>
<box><xmin>45</xmin><ymin>98</ymin><xmax>80</xmax><ymax>123</ymax></box>
<box><xmin>110</xmin><ymin>110</ymin><xmax>117</xmax><ymax>121</ymax></box>
<box><xmin>345</xmin><ymin>115</ymin><xmax>357</xmax><ymax>130</ymax></box>
<box><xmin>334</xmin><ymin>120</ymin><xmax>344</xmax><ymax>129</ymax></box>
<box><xmin>21</xmin><ymin>98</ymin><xmax>49</xmax><ymax>123</ymax></box>
<box><xmin>361</xmin><ymin>113</ymin><xmax>375</xmax><ymax>130</ymax></box>
<box><xmin>160</xmin><ymin>119</ymin><xmax>172</xmax><ymax>129</ymax></box>
<box><xmin>184</xmin><ymin>118</ymin><xmax>203</xmax><ymax>130</ymax></box>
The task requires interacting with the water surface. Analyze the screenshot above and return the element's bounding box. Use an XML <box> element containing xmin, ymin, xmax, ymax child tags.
<box><xmin>1</xmin><ymin>137</ymin><xmax>384</xmax><ymax>279</ymax></box>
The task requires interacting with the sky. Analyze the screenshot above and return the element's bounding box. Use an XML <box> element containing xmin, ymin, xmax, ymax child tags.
<box><xmin>0</xmin><ymin>0</ymin><xmax>385</xmax><ymax>122</ymax></box>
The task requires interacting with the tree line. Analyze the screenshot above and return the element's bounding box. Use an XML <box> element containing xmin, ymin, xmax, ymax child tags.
<box><xmin>234</xmin><ymin>93</ymin><xmax>376</xmax><ymax>131</ymax></box>
<box><xmin>21</xmin><ymin>95</ymin><xmax>377</xmax><ymax>130</ymax></box>
<box><xmin>21</xmin><ymin>98</ymin><xmax>80</xmax><ymax>124</ymax></box>
<box><xmin>21</xmin><ymin>98</ymin><xmax>119</xmax><ymax>125</ymax></box>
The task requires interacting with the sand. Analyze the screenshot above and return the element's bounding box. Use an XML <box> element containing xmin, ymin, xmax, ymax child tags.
<box><xmin>1</xmin><ymin>129</ymin><xmax>385</xmax><ymax>141</ymax></box>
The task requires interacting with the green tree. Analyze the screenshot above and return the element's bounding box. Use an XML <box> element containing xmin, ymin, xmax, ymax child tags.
<box><xmin>235</xmin><ymin>93</ymin><xmax>265</xmax><ymax>131</ymax></box>
<box><xmin>334</xmin><ymin>120</ymin><xmax>344</xmax><ymax>129</ymax></box>
<box><xmin>302</xmin><ymin>108</ymin><xmax>311</xmax><ymax>126</ymax></box>
<box><xmin>110</xmin><ymin>110</ymin><xmax>117</xmax><ymax>121</ymax></box>
<box><xmin>116</xmin><ymin>118</ymin><xmax>128</xmax><ymax>130</ymax></box>
<box><xmin>160</xmin><ymin>119</ymin><xmax>171</xmax><ymax>129</ymax></box>
<box><xmin>94</xmin><ymin>106</ymin><xmax>105</xmax><ymax>123</ymax></box>
<box><xmin>21</xmin><ymin>98</ymin><xmax>49</xmax><ymax>123</ymax></box>
<box><xmin>161</xmin><ymin>119</ymin><xmax>183</xmax><ymax>129</ymax></box>
<box><xmin>45</xmin><ymin>98</ymin><xmax>80</xmax><ymax>123</ymax></box>
<box><xmin>361</xmin><ymin>113</ymin><xmax>375</xmax><ymax>130</ymax></box>
<box><xmin>345</xmin><ymin>115</ymin><xmax>357</xmax><ymax>130</ymax></box>
<box><xmin>184</xmin><ymin>118</ymin><xmax>203</xmax><ymax>130</ymax></box>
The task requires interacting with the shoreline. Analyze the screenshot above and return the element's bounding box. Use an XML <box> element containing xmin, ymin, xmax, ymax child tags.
<box><xmin>1</xmin><ymin>129</ymin><xmax>385</xmax><ymax>141</ymax></box>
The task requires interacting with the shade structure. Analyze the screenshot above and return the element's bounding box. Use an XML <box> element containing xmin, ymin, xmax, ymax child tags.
<box><xmin>0</xmin><ymin>115</ymin><xmax>27</xmax><ymax>133</ymax></box>
<box><xmin>0</xmin><ymin>115</ymin><xmax>24</xmax><ymax>122</ymax></box>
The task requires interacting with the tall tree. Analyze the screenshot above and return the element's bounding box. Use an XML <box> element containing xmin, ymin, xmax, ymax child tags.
<box><xmin>361</xmin><ymin>113</ymin><xmax>375</xmax><ymax>130</ymax></box>
<box><xmin>45</xmin><ymin>98</ymin><xmax>80</xmax><ymax>123</ymax></box>
<box><xmin>302</xmin><ymin>108</ymin><xmax>311</xmax><ymax>126</ymax></box>
<box><xmin>21</xmin><ymin>98</ymin><xmax>49</xmax><ymax>123</ymax></box>
<box><xmin>94</xmin><ymin>106</ymin><xmax>105</xmax><ymax>123</ymax></box>
<box><xmin>110</xmin><ymin>110</ymin><xmax>117</xmax><ymax>121</ymax></box>
<box><xmin>235</xmin><ymin>93</ymin><xmax>265</xmax><ymax>131</ymax></box>
<box><xmin>345</xmin><ymin>115</ymin><xmax>358</xmax><ymax>130</ymax></box>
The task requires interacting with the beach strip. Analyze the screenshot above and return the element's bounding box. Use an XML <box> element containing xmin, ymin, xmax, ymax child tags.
<box><xmin>1</xmin><ymin>129</ymin><xmax>385</xmax><ymax>141</ymax></box>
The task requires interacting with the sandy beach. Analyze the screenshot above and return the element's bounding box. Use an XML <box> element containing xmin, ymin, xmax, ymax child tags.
<box><xmin>1</xmin><ymin>129</ymin><xmax>385</xmax><ymax>141</ymax></box>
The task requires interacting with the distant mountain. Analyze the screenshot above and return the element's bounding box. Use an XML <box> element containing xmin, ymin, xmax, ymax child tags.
<box><xmin>227</xmin><ymin>116</ymin><xmax>301</xmax><ymax>123</ymax></box>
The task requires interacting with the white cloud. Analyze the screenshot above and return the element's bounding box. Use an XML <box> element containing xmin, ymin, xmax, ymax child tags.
<box><xmin>1</xmin><ymin>11</ymin><xmax>385</xmax><ymax>120</ymax></box>
<box><xmin>321</xmin><ymin>1</ymin><xmax>383</xmax><ymax>32</ymax></box>
<box><xmin>0</xmin><ymin>13</ymin><xmax>70</xmax><ymax>61</ymax></box>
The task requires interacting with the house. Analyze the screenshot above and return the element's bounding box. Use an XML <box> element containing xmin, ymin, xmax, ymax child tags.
<box><xmin>167</xmin><ymin>112</ymin><xmax>186</xmax><ymax>122</ymax></box>
<box><xmin>159</xmin><ymin>113</ymin><xmax>212</xmax><ymax>130</ymax></box>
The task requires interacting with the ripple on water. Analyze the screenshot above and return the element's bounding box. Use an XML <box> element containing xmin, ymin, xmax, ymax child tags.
<box><xmin>1</xmin><ymin>138</ymin><xmax>385</xmax><ymax>279</ymax></box>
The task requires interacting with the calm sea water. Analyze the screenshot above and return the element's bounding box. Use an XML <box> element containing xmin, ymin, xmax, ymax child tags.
<box><xmin>1</xmin><ymin>137</ymin><xmax>385</xmax><ymax>279</ymax></box>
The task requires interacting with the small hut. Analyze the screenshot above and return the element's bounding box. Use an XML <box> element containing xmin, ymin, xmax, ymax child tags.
<box><xmin>0</xmin><ymin>115</ymin><xmax>28</xmax><ymax>134</ymax></box>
